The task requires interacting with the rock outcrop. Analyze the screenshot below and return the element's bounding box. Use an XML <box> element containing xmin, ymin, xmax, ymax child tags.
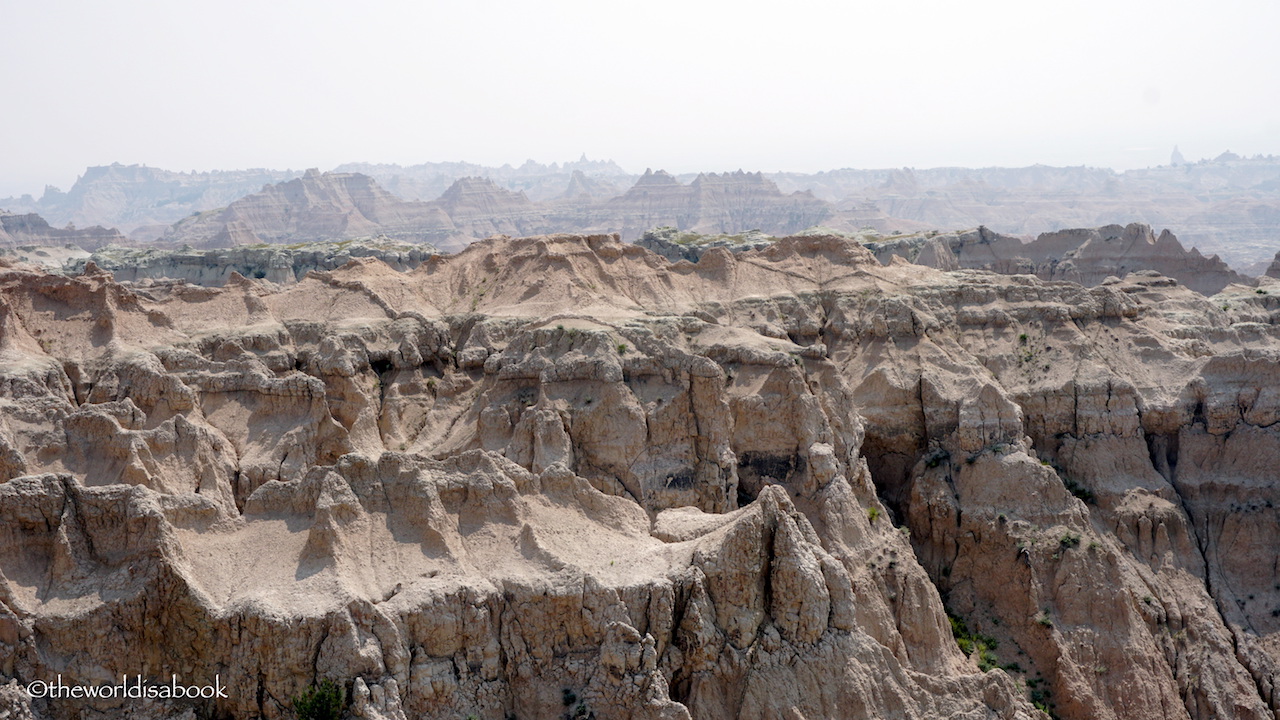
<box><xmin>591</xmin><ymin>170</ymin><xmax>830</xmax><ymax>239</ymax></box>
<box><xmin>158</xmin><ymin>170</ymin><xmax>834</xmax><ymax>251</ymax></box>
<box><xmin>65</xmin><ymin>239</ymin><xmax>437</xmax><ymax>286</ymax></box>
<box><xmin>0</xmin><ymin>164</ymin><xmax>303</xmax><ymax>235</ymax></box>
<box><xmin>772</xmin><ymin>154</ymin><xmax>1280</xmax><ymax>271</ymax></box>
<box><xmin>337</xmin><ymin>156</ymin><xmax>632</xmax><ymax>203</ymax></box>
<box><xmin>656</xmin><ymin>223</ymin><xmax>1251</xmax><ymax>296</ymax></box>
<box><xmin>867</xmin><ymin>223</ymin><xmax>1251</xmax><ymax>295</ymax></box>
<box><xmin>1</xmin><ymin>233</ymin><xmax>1279</xmax><ymax>720</ymax></box>
<box><xmin>0</xmin><ymin>211</ymin><xmax>128</xmax><ymax>251</ymax></box>
<box><xmin>11</xmin><ymin>153</ymin><xmax>1280</xmax><ymax>270</ymax></box>
<box><xmin>162</xmin><ymin>170</ymin><xmax>458</xmax><ymax>249</ymax></box>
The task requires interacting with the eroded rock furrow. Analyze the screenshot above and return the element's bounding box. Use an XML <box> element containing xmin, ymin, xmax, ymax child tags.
<box><xmin>1</xmin><ymin>234</ymin><xmax>1278</xmax><ymax>719</ymax></box>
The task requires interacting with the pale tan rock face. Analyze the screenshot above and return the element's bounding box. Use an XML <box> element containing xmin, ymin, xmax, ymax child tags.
<box><xmin>0</xmin><ymin>233</ymin><xmax>1277</xmax><ymax>720</ymax></box>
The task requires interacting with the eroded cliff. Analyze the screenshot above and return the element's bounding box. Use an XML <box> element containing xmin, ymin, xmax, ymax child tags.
<box><xmin>0</xmin><ymin>234</ymin><xmax>1277</xmax><ymax>720</ymax></box>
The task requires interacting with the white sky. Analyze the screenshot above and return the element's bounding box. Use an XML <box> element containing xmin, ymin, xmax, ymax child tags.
<box><xmin>2</xmin><ymin>0</ymin><xmax>1278</xmax><ymax>197</ymax></box>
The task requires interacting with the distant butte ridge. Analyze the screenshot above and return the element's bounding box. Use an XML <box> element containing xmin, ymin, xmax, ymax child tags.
<box><xmin>0</xmin><ymin>210</ymin><xmax>127</xmax><ymax>250</ymax></box>
<box><xmin>3</xmin><ymin>150</ymin><xmax>1279</xmax><ymax>267</ymax></box>
<box><xmin>160</xmin><ymin>168</ymin><xmax>830</xmax><ymax>251</ymax></box>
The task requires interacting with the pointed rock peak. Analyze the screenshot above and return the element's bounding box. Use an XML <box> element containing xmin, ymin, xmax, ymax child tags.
<box><xmin>442</xmin><ymin>176</ymin><xmax>502</xmax><ymax>194</ymax></box>
<box><xmin>633</xmin><ymin>169</ymin><xmax>679</xmax><ymax>187</ymax></box>
<box><xmin>560</xmin><ymin>171</ymin><xmax>590</xmax><ymax>199</ymax></box>
<box><xmin>438</xmin><ymin>176</ymin><xmax>531</xmax><ymax>206</ymax></box>
<box><xmin>304</xmin><ymin>167</ymin><xmax>323</xmax><ymax>179</ymax></box>
<box><xmin>1121</xmin><ymin>223</ymin><xmax>1156</xmax><ymax>244</ymax></box>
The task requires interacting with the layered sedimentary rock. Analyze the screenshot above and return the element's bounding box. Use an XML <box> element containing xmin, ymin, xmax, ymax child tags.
<box><xmin>656</xmin><ymin>223</ymin><xmax>1250</xmax><ymax>296</ymax></box>
<box><xmin>1</xmin><ymin>234</ymin><xmax>1279</xmax><ymax>720</ymax></box>
<box><xmin>0</xmin><ymin>212</ymin><xmax>127</xmax><ymax>251</ymax></box>
<box><xmin>591</xmin><ymin>170</ymin><xmax>830</xmax><ymax>239</ymax></box>
<box><xmin>162</xmin><ymin>170</ymin><xmax>458</xmax><ymax>248</ymax></box>
<box><xmin>558</xmin><ymin>169</ymin><xmax>623</xmax><ymax>201</ymax></box>
<box><xmin>11</xmin><ymin>153</ymin><xmax>1280</xmax><ymax>270</ymax></box>
<box><xmin>160</xmin><ymin>170</ymin><xmax>833</xmax><ymax>251</ymax></box>
<box><xmin>867</xmin><ymin>223</ymin><xmax>1251</xmax><ymax>295</ymax></box>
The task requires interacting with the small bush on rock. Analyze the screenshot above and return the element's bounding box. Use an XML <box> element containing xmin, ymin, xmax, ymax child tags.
<box><xmin>293</xmin><ymin>679</ymin><xmax>345</xmax><ymax>720</ymax></box>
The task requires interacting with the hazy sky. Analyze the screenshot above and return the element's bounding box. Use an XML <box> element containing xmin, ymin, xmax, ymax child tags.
<box><xmin>2</xmin><ymin>0</ymin><xmax>1278</xmax><ymax>197</ymax></box>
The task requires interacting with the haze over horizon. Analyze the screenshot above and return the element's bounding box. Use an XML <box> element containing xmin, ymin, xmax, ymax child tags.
<box><xmin>2</xmin><ymin>0</ymin><xmax>1277</xmax><ymax>198</ymax></box>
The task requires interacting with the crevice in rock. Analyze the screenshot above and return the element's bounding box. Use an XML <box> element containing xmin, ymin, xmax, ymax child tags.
<box><xmin>1167</xmin><ymin>463</ymin><xmax>1274</xmax><ymax>718</ymax></box>
<box><xmin>1144</xmin><ymin>431</ymin><xmax>1179</xmax><ymax>484</ymax></box>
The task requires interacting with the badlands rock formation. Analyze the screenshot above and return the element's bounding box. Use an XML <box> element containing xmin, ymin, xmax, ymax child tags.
<box><xmin>12</xmin><ymin>153</ymin><xmax>1280</xmax><ymax>270</ymax></box>
<box><xmin>587</xmin><ymin>170</ymin><xmax>830</xmax><ymax>240</ymax></box>
<box><xmin>161</xmin><ymin>170</ymin><xmax>831</xmax><ymax>252</ymax></box>
<box><xmin>0</xmin><ymin>164</ymin><xmax>302</xmax><ymax>238</ymax></box>
<box><xmin>649</xmin><ymin>223</ymin><xmax>1250</xmax><ymax>296</ymax></box>
<box><xmin>66</xmin><ymin>239</ymin><xmax>437</xmax><ymax>286</ymax></box>
<box><xmin>0</xmin><ymin>212</ymin><xmax>127</xmax><ymax>251</ymax></box>
<box><xmin>0</xmin><ymin>233</ymin><xmax>1278</xmax><ymax>720</ymax></box>
<box><xmin>770</xmin><ymin>154</ymin><xmax>1280</xmax><ymax>270</ymax></box>
<box><xmin>866</xmin><ymin>223</ymin><xmax>1251</xmax><ymax>296</ymax></box>
<box><xmin>338</xmin><ymin>157</ymin><xmax>631</xmax><ymax>204</ymax></box>
<box><xmin>162</xmin><ymin>170</ymin><xmax>459</xmax><ymax>249</ymax></box>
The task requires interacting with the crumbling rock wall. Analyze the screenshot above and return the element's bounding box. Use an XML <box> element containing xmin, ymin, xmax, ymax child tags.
<box><xmin>0</xmin><ymin>233</ymin><xmax>1277</xmax><ymax>719</ymax></box>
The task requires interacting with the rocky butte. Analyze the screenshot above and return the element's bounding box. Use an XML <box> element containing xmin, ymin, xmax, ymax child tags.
<box><xmin>158</xmin><ymin>169</ymin><xmax>833</xmax><ymax>254</ymax></box>
<box><xmin>10</xmin><ymin>152</ymin><xmax>1280</xmax><ymax>270</ymax></box>
<box><xmin>639</xmin><ymin>223</ymin><xmax>1250</xmax><ymax>297</ymax></box>
<box><xmin>0</xmin><ymin>211</ymin><xmax>128</xmax><ymax>252</ymax></box>
<box><xmin>0</xmin><ymin>232</ymin><xmax>1278</xmax><ymax>720</ymax></box>
<box><xmin>0</xmin><ymin>164</ymin><xmax>304</xmax><ymax>241</ymax></box>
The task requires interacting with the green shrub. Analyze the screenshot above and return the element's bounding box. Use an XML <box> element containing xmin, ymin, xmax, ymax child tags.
<box><xmin>293</xmin><ymin>679</ymin><xmax>345</xmax><ymax>720</ymax></box>
<box><xmin>948</xmin><ymin>611</ymin><xmax>1002</xmax><ymax>672</ymax></box>
<box><xmin>1059</xmin><ymin>474</ymin><xmax>1095</xmax><ymax>504</ymax></box>
<box><xmin>867</xmin><ymin>506</ymin><xmax>881</xmax><ymax>523</ymax></box>
<box><xmin>923</xmin><ymin>448</ymin><xmax>950</xmax><ymax>469</ymax></box>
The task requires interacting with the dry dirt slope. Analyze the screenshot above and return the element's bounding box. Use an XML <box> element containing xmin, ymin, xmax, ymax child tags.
<box><xmin>0</xmin><ymin>234</ymin><xmax>1278</xmax><ymax>720</ymax></box>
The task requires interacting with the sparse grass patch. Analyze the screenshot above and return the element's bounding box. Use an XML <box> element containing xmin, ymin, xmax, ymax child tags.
<box><xmin>948</xmin><ymin>612</ymin><xmax>1002</xmax><ymax>671</ymax></box>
